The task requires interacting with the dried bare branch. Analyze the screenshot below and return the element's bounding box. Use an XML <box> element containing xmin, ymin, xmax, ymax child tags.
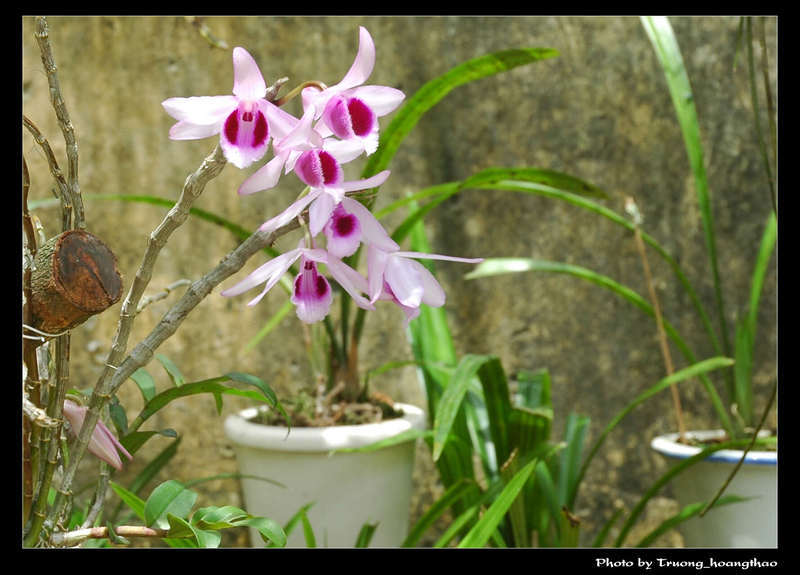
<box><xmin>34</xmin><ymin>16</ymin><xmax>84</xmax><ymax>229</ymax></box>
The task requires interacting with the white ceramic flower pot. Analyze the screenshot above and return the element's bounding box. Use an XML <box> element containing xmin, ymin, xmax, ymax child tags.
<box><xmin>224</xmin><ymin>403</ymin><xmax>426</xmax><ymax>548</ymax></box>
<box><xmin>650</xmin><ymin>430</ymin><xmax>777</xmax><ymax>548</ymax></box>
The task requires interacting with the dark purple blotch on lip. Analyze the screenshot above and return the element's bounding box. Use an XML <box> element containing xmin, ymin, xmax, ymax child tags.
<box><xmin>347</xmin><ymin>98</ymin><xmax>375</xmax><ymax>137</ymax></box>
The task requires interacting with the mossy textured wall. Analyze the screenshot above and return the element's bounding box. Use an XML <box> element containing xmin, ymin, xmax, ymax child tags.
<box><xmin>22</xmin><ymin>16</ymin><xmax>777</xmax><ymax>547</ymax></box>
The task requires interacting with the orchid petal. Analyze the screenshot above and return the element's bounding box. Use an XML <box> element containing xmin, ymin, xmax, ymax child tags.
<box><xmin>258</xmin><ymin>190</ymin><xmax>321</xmax><ymax>234</ymax></box>
<box><xmin>232</xmin><ymin>47</ymin><xmax>267</xmax><ymax>101</ymax></box>
<box><xmin>323</xmin><ymin>137</ymin><xmax>367</xmax><ymax>165</ymax></box>
<box><xmin>291</xmin><ymin>259</ymin><xmax>333</xmax><ymax>323</ymax></box>
<box><xmin>168</xmin><ymin>120</ymin><xmax>223</xmax><ymax>141</ymax></box>
<box><xmin>161</xmin><ymin>95</ymin><xmax>238</xmax><ymax>124</ymax></box>
<box><xmin>220</xmin><ymin>247</ymin><xmax>302</xmax><ymax>300</ymax></box>
<box><xmin>337</xmin><ymin>27</ymin><xmax>376</xmax><ymax>93</ymax></box>
<box><xmin>62</xmin><ymin>400</ymin><xmax>131</xmax><ymax>470</ymax></box>
<box><xmin>264</xmin><ymin>101</ymin><xmax>301</xmax><ymax>141</ymax></box>
<box><xmin>385</xmin><ymin>255</ymin><xmax>424</xmax><ymax>308</ymax></box>
<box><xmin>238</xmin><ymin>152</ymin><xmax>289</xmax><ymax>196</ymax></box>
<box><xmin>339</xmin><ymin>170</ymin><xmax>391</xmax><ymax>193</ymax></box>
<box><xmin>274</xmin><ymin>105</ymin><xmax>323</xmax><ymax>155</ymax></box>
<box><xmin>393</xmin><ymin>251</ymin><xmax>484</xmax><ymax>264</ymax></box>
<box><xmin>309</xmin><ymin>191</ymin><xmax>338</xmax><ymax>237</ymax></box>
<box><xmin>324</xmin><ymin>204</ymin><xmax>362</xmax><ymax>258</ymax></box>
<box><xmin>340</xmin><ymin>197</ymin><xmax>399</xmax><ymax>252</ymax></box>
<box><xmin>367</xmin><ymin>245</ymin><xmax>390</xmax><ymax>303</ymax></box>
<box><xmin>220</xmin><ymin>103</ymin><xmax>271</xmax><ymax>169</ymax></box>
<box><xmin>345</xmin><ymin>85</ymin><xmax>406</xmax><ymax>116</ymax></box>
<box><xmin>408</xmin><ymin>259</ymin><xmax>446</xmax><ymax>307</ymax></box>
<box><xmin>325</xmin><ymin>255</ymin><xmax>375</xmax><ymax>311</ymax></box>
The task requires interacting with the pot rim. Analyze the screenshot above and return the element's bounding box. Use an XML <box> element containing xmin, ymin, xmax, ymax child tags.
<box><xmin>224</xmin><ymin>402</ymin><xmax>427</xmax><ymax>452</ymax></box>
<box><xmin>650</xmin><ymin>429</ymin><xmax>777</xmax><ymax>465</ymax></box>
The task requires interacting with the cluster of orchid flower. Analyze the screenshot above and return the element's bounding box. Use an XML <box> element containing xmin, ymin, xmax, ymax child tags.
<box><xmin>162</xmin><ymin>27</ymin><xmax>481</xmax><ymax>327</ymax></box>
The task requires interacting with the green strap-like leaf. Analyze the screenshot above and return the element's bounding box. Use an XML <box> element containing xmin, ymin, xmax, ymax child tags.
<box><xmin>575</xmin><ymin>356</ymin><xmax>735</xmax><ymax>508</ymax></box>
<box><xmin>108</xmin><ymin>481</ymin><xmax>146</xmax><ymax>521</ymax></box>
<box><xmin>641</xmin><ymin>16</ymin><xmax>731</xmax><ymax>384</ymax></box>
<box><xmin>354</xmin><ymin>522</ymin><xmax>379</xmax><ymax>548</ymax></box>
<box><xmin>635</xmin><ymin>495</ymin><xmax>750</xmax><ymax>547</ymax></box>
<box><xmin>433</xmin><ymin>355</ymin><xmax>494</xmax><ymax>462</ymax></box>
<box><xmin>239</xmin><ymin>516</ymin><xmax>287</xmax><ymax>547</ymax></box>
<box><xmin>361</xmin><ymin>48</ymin><xmax>559</xmax><ymax>186</ymax></box>
<box><xmin>457</xmin><ymin>458</ymin><xmax>539</xmax><ymax>548</ymax></box>
<box><xmin>130</xmin><ymin>368</ymin><xmax>157</xmax><ymax>403</ymax></box>
<box><xmin>128</xmin><ymin>374</ymin><xmax>284</xmax><ymax>433</ymax></box>
<box><xmin>466</xmin><ymin>258</ymin><xmax>734</xmax><ymax>437</ymax></box>
<box><xmin>143</xmin><ymin>480</ymin><xmax>198</xmax><ymax>530</ymax></box>
<box><xmin>613</xmin><ymin>437</ymin><xmax>774</xmax><ymax>547</ymax></box>
<box><xmin>403</xmin><ymin>478</ymin><xmax>481</xmax><ymax>547</ymax></box>
<box><xmin>154</xmin><ymin>354</ymin><xmax>184</xmax><ymax>387</ymax></box>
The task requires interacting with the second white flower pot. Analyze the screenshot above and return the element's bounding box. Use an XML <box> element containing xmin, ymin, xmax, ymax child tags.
<box><xmin>650</xmin><ymin>430</ymin><xmax>777</xmax><ymax>548</ymax></box>
<box><xmin>224</xmin><ymin>403</ymin><xmax>426</xmax><ymax>548</ymax></box>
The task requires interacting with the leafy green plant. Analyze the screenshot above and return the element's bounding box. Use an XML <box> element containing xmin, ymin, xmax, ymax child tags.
<box><xmin>466</xmin><ymin>17</ymin><xmax>776</xmax><ymax>442</ymax></box>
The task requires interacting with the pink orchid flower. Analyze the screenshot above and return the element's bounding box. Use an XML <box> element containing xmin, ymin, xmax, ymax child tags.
<box><xmin>257</xmin><ymin>150</ymin><xmax>393</xmax><ymax>240</ymax></box>
<box><xmin>62</xmin><ymin>400</ymin><xmax>132</xmax><ymax>471</ymax></box>
<box><xmin>301</xmin><ymin>27</ymin><xmax>405</xmax><ymax>156</ymax></box>
<box><xmin>322</xmin><ymin>198</ymin><xmax>399</xmax><ymax>258</ymax></box>
<box><xmin>220</xmin><ymin>240</ymin><xmax>374</xmax><ymax>322</ymax></box>
<box><xmin>162</xmin><ymin>47</ymin><xmax>298</xmax><ymax>169</ymax></box>
<box><xmin>237</xmin><ymin>104</ymin><xmax>325</xmax><ymax>196</ymax></box>
<box><xmin>367</xmin><ymin>245</ymin><xmax>483</xmax><ymax>311</ymax></box>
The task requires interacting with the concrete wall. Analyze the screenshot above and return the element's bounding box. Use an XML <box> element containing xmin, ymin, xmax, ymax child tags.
<box><xmin>22</xmin><ymin>15</ymin><xmax>777</xmax><ymax>547</ymax></box>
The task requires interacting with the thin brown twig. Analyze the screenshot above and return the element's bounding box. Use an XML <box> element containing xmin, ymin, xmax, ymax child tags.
<box><xmin>34</xmin><ymin>16</ymin><xmax>84</xmax><ymax>229</ymax></box>
<box><xmin>23</xmin><ymin>114</ymin><xmax>72</xmax><ymax>230</ymax></box>
<box><xmin>626</xmin><ymin>197</ymin><xmax>687</xmax><ymax>441</ymax></box>
<box><xmin>50</xmin><ymin>524</ymin><xmax>171</xmax><ymax>546</ymax></box>
<box><xmin>699</xmin><ymin>380</ymin><xmax>776</xmax><ymax>516</ymax></box>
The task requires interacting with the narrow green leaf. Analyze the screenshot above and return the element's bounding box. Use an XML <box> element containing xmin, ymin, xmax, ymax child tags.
<box><xmin>119</xmin><ymin>428</ymin><xmax>177</xmax><ymax>455</ymax></box>
<box><xmin>109</xmin><ymin>481</ymin><xmax>146</xmax><ymax>521</ymax></box>
<box><xmin>433</xmin><ymin>355</ymin><xmax>493</xmax><ymax>462</ymax></box>
<box><xmin>515</xmin><ymin>368</ymin><xmax>552</xmax><ymax>410</ymax></box>
<box><xmin>168</xmin><ymin>513</ymin><xmax>220</xmax><ymax>548</ymax></box>
<box><xmin>130</xmin><ymin>376</ymin><xmax>282</xmax><ymax>433</ymax></box>
<box><xmin>476</xmin><ymin>356</ymin><xmax>513</xmax><ymax>472</ymax></box>
<box><xmin>192</xmin><ymin>505</ymin><xmax>250</xmax><ymax>530</ymax></box>
<box><xmin>641</xmin><ymin>15</ymin><xmax>732</xmax><ymax>385</ymax></box>
<box><xmin>130</xmin><ymin>368</ymin><xmax>157</xmax><ymax>403</ymax></box>
<box><xmin>403</xmin><ymin>478</ymin><xmax>481</xmax><ymax>547</ymax></box>
<box><xmin>457</xmin><ymin>458</ymin><xmax>539</xmax><ymax>548</ymax></box>
<box><xmin>144</xmin><ymin>480</ymin><xmax>198</xmax><ymax>530</ymax></box>
<box><xmin>362</xmin><ymin>48</ymin><xmax>558</xmax><ymax>184</ymax></box>
<box><xmin>108</xmin><ymin>395</ymin><xmax>128</xmax><ymax>436</ymax></box>
<box><xmin>747</xmin><ymin>212</ymin><xmax>777</xmax><ymax>336</ymax></box>
<box><xmin>333</xmin><ymin>429</ymin><xmax>432</xmax><ymax>454</ymax></box>
<box><xmin>560</xmin><ymin>413</ymin><xmax>590</xmax><ymax>509</ymax></box>
<box><xmin>271</xmin><ymin>502</ymin><xmax>314</xmax><ymax>548</ymax></box>
<box><xmin>300</xmin><ymin>508</ymin><xmax>317</xmax><ymax>548</ymax></box>
<box><xmin>613</xmin><ymin>437</ymin><xmax>774</xmax><ymax>547</ymax></box>
<box><xmin>184</xmin><ymin>472</ymin><xmax>285</xmax><ymax>490</ymax></box>
<box><xmin>225</xmin><ymin>372</ymin><xmax>291</xmax><ymax>429</ymax></box>
<box><xmin>733</xmin><ymin>316</ymin><xmax>754</xmax><ymax>425</ymax></box>
<box><xmin>354</xmin><ymin>522</ymin><xmax>379</xmax><ymax>548</ymax></box>
<box><xmin>461</xmin><ymin>167</ymin><xmax>607</xmax><ymax>199</ymax></box>
<box><xmin>466</xmin><ymin>258</ymin><xmax>735</xmax><ymax>437</ymax></box>
<box><xmin>155</xmin><ymin>354</ymin><xmax>184</xmax><ymax>387</ymax></box>
<box><xmin>239</xmin><ymin>516</ymin><xmax>287</xmax><ymax>547</ymax></box>
<box><xmin>592</xmin><ymin>507</ymin><xmax>625</xmax><ymax>548</ymax></box>
<box><xmin>576</xmin><ymin>356</ymin><xmax>735</xmax><ymax>507</ymax></box>
<box><xmin>635</xmin><ymin>495</ymin><xmax>750</xmax><ymax>547</ymax></box>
